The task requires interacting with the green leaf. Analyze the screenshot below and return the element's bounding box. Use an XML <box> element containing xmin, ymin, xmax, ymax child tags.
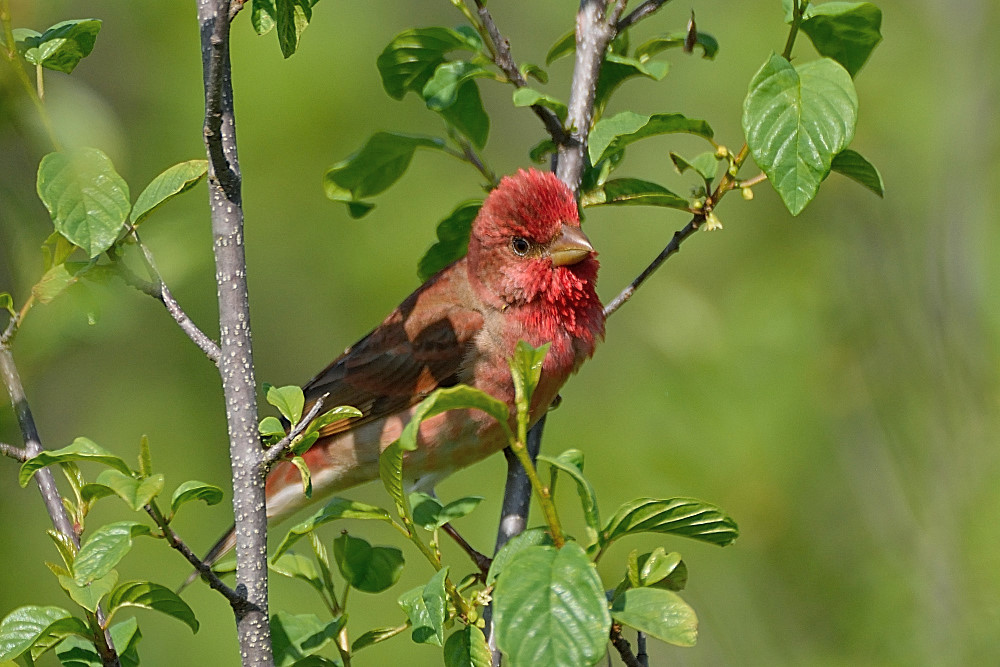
<box><xmin>170</xmin><ymin>480</ymin><xmax>224</xmax><ymax>516</ymax></box>
<box><xmin>742</xmin><ymin>54</ymin><xmax>858</xmax><ymax>215</ymax></box>
<box><xmin>377</xmin><ymin>27</ymin><xmax>483</xmax><ymax>100</ymax></box>
<box><xmin>417</xmin><ymin>201</ymin><xmax>481</xmax><ymax>282</ymax></box>
<box><xmin>0</xmin><ymin>292</ymin><xmax>14</xmax><ymax>316</ymax></box>
<box><xmin>444</xmin><ymin>625</ymin><xmax>491</xmax><ymax>667</ymax></box>
<box><xmin>107</xmin><ymin>581</ymin><xmax>198</xmax><ymax>633</ymax></box>
<box><xmin>31</xmin><ymin>263</ymin><xmax>79</xmax><ymax>304</ymax></box>
<box><xmin>581</xmin><ymin>178</ymin><xmax>689</xmax><ymax>210</ymax></box>
<box><xmin>15</xmin><ymin>19</ymin><xmax>101</xmax><ymax>74</ymax></box>
<box><xmin>486</xmin><ymin>527</ymin><xmax>554</xmax><ymax>587</ymax></box>
<box><xmin>324</xmin><ymin>133</ymin><xmax>446</xmax><ymax>218</ymax></box>
<box><xmin>0</xmin><ymin>606</ymin><xmax>88</xmax><ymax>662</ymax></box>
<box><xmin>19</xmin><ymin>437</ymin><xmax>132</xmax><ymax>487</ymax></box>
<box><xmin>289</xmin><ymin>456</ymin><xmax>313</xmax><ymax>498</ymax></box>
<box><xmin>40</xmin><ymin>230</ymin><xmax>76</xmax><ymax>270</ymax></box>
<box><xmin>410</xmin><ymin>492</ymin><xmax>484</xmax><ymax>530</ymax></box>
<box><xmin>602</xmin><ymin>497</ymin><xmax>739</xmax><ymax>549</ymax></box>
<box><xmin>272</xmin><ymin>497</ymin><xmax>393</xmax><ymax>562</ymax></box>
<box><xmin>544</xmin><ymin>31</ymin><xmax>575</xmax><ymax>65</ymax></box>
<box><xmin>397</xmin><ymin>385</ymin><xmax>511</xmax><ymax>455</ymax></box>
<box><xmin>398</xmin><ymin>567</ymin><xmax>449</xmax><ymax>646</ymax></box>
<box><xmin>259</xmin><ymin>416</ymin><xmax>286</xmax><ymax>437</ymax></box>
<box><xmin>305</xmin><ymin>405</ymin><xmax>363</xmax><ymax>434</ymax></box>
<box><xmin>800</xmin><ymin>2</ymin><xmax>883</xmax><ymax>77</ymax></box>
<box><xmin>269</xmin><ymin>553</ymin><xmax>324</xmax><ymax>592</ymax></box>
<box><xmin>55</xmin><ymin>618</ymin><xmax>142</xmax><ymax>667</ymax></box>
<box><xmin>538</xmin><ymin>450</ymin><xmax>601</xmax><ymax>550</ymax></box>
<box><xmin>130</xmin><ymin>160</ymin><xmax>208</xmax><ymax>226</ymax></box>
<box><xmin>588</xmin><ymin>111</ymin><xmax>714</xmax><ymax>165</ymax></box>
<box><xmin>351</xmin><ymin>625</ymin><xmax>409</xmax><ymax>653</ymax></box>
<box><xmin>274</xmin><ymin>0</ymin><xmax>314</xmax><ymax>58</ymax></box>
<box><xmin>251</xmin><ymin>0</ymin><xmax>277</xmax><ymax>35</ymax></box>
<box><xmin>782</xmin><ymin>0</ymin><xmax>815</xmax><ymax>22</ymax></box>
<box><xmin>627</xmin><ymin>548</ymin><xmax>687</xmax><ymax>591</ymax></box>
<box><xmin>73</xmin><ymin>521</ymin><xmax>153</xmax><ymax>585</ymax></box>
<box><xmin>437</xmin><ymin>79</ymin><xmax>490</xmax><ymax>149</ymax></box>
<box><xmin>511</xmin><ymin>88</ymin><xmax>567</xmax><ymax>122</ymax></box>
<box><xmin>594</xmin><ymin>54</ymin><xmax>669</xmax><ymax>113</ymax></box>
<box><xmin>266</xmin><ymin>384</ymin><xmax>305</xmax><ymax>423</ymax></box>
<box><xmin>36</xmin><ymin>148</ymin><xmax>130</xmax><ymax>257</ymax></box>
<box><xmin>333</xmin><ymin>533</ymin><xmax>405</xmax><ymax>593</ymax></box>
<box><xmin>137</xmin><ymin>435</ymin><xmax>152</xmax><ymax>479</ymax></box>
<box><xmin>610</xmin><ymin>588</ymin><xmax>697</xmax><ymax>647</ymax></box>
<box><xmin>529</xmin><ymin>139</ymin><xmax>558</xmax><ymax>164</ymax></box>
<box><xmin>422</xmin><ymin>61</ymin><xmax>496</xmax><ymax>111</ymax></box>
<box><xmin>670</xmin><ymin>151</ymin><xmax>721</xmax><ymax>184</ymax></box>
<box><xmin>57</xmin><ymin>570</ymin><xmax>118</xmax><ymax>613</ymax></box>
<box><xmin>91</xmin><ymin>469</ymin><xmax>164</xmax><ymax>511</ymax></box>
<box><xmin>270</xmin><ymin>611</ymin><xmax>345</xmax><ymax>667</ymax></box>
<box><xmin>519</xmin><ymin>62</ymin><xmax>548</xmax><ymax>84</ymax></box>
<box><xmin>493</xmin><ymin>543</ymin><xmax>610</xmax><ymax>667</ymax></box>
<box><xmin>634</xmin><ymin>31</ymin><xmax>719</xmax><ymax>60</ymax></box>
<box><xmin>509</xmin><ymin>341</ymin><xmax>549</xmax><ymax>415</ymax></box>
<box><xmin>829</xmin><ymin>148</ymin><xmax>884</xmax><ymax>197</ymax></box>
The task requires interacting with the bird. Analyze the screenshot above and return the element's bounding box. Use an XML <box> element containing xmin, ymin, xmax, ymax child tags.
<box><xmin>196</xmin><ymin>168</ymin><xmax>604</xmax><ymax>573</ymax></box>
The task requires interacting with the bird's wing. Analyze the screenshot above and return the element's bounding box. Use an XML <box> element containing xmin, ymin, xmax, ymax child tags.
<box><xmin>301</xmin><ymin>262</ymin><xmax>483</xmax><ymax>438</ymax></box>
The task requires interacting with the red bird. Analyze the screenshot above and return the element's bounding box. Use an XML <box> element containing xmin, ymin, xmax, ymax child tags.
<box><xmin>201</xmin><ymin>169</ymin><xmax>603</xmax><ymax>567</ymax></box>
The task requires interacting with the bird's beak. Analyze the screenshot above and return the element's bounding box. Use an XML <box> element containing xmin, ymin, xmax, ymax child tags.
<box><xmin>549</xmin><ymin>224</ymin><xmax>594</xmax><ymax>266</ymax></box>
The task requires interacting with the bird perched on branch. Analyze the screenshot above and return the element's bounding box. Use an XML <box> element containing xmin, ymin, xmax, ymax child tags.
<box><xmin>198</xmin><ymin>168</ymin><xmax>604</xmax><ymax>570</ymax></box>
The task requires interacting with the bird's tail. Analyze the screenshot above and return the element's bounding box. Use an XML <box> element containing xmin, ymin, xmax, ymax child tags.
<box><xmin>178</xmin><ymin>523</ymin><xmax>236</xmax><ymax>592</ymax></box>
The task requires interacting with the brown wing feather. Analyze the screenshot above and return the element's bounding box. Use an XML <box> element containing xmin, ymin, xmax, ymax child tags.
<box><xmin>301</xmin><ymin>260</ymin><xmax>483</xmax><ymax>437</ymax></box>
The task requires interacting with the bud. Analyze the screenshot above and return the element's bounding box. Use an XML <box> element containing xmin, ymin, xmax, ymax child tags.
<box><xmin>703</xmin><ymin>212</ymin><xmax>723</xmax><ymax>231</ymax></box>
<box><xmin>742</xmin><ymin>187</ymin><xmax>754</xmax><ymax>201</ymax></box>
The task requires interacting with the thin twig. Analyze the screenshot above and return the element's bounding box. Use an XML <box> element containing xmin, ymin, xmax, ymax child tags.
<box><xmin>616</xmin><ymin>0</ymin><xmax>673</xmax><ymax>32</ymax></box>
<box><xmin>0</xmin><ymin>346</ymin><xmax>122</xmax><ymax>666</ymax></box>
<box><xmin>603</xmin><ymin>217</ymin><xmax>699</xmax><ymax>318</ymax></box>
<box><xmin>131</xmin><ymin>237</ymin><xmax>222</xmax><ymax>364</ymax></box>
<box><xmin>0</xmin><ymin>441</ymin><xmax>28</xmax><ymax>461</ymax></box>
<box><xmin>737</xmin><ymin>172</ymin><xmax>768</xmax><ymax>189</ymax></box>
<box><xmin>144</xmin><ymin>503</ymin><xmax>247</xmax><ymax>609</ymax></box>
<box><xmin>262</xmin><ymin>394</ymin><xmax>328</xmax><ymax>468</ymax></box>
<box><xmin>610</xmin><ymin>624</ymin><xmax>642</xmax><ymax>667</ymax></box>
<box><xmin>472</xmin><ymin>0</ymin><xmax>568</xmax><ymax>145</ymax></box>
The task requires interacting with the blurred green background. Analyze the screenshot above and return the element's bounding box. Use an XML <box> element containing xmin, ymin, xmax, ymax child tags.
<box><xmin>2</xmin><ymin>1</ymin><xmax>998</xmax><ymax>665</ymax></box>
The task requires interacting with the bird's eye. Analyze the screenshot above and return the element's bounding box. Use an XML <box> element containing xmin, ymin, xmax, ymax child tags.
<box><xmin>510</xmin><ymin>237</ymin><xmax>530</xmax><ymax>256</ymax></box>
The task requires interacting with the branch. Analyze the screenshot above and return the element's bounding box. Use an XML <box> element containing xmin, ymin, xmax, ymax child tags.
<box><xmin>262</xmin><ymin>394</ymin><xmax>328</xmax><ymax>468</ymax></box>
<box><xmin>196</xmin><ymin>0</ymin><xmax>271</xmax><ymax>664</ymax></box>
<box><xmin>609</xmin><ymin>624</ymin><xmax>642</xmax><ymax>667</ymax></box>
<box><xmin>0</xmin><ymin>441</ymin><xmax>28</xmax><ymax>461</ymax></box>
<box><xmin>555</xmin><ymin>0</ymin><xmax>619</xmax><ymax>190</ymax></box>
<box><xmin>471</xmin><ymin>0</ymin><xmax>568</xmax><ymax>145</ymax></box>
<box><xmin>132</xmin><ymin>238</ymin><xmax>222</xmax><ymax>364</ymax></box>
<box><xmin>144</xmin><ymin>503</ymin><xmax>246</xmax><ymax>609</ymax></box>
<box><xmin>616</xmin><ymin>0</ymin><xmax>672</xmax><ymax>32</ymax></box>
<box><xmin>0</xmin><ymin>345</ymin><xmax>121</xmax><ymax>666</ymax></box>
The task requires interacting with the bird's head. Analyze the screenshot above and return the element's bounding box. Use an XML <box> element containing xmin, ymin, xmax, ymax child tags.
<box><xmin>467</xmin><ymin>169</ymin><xmax>599</xmax><ymax>310</ymax></box>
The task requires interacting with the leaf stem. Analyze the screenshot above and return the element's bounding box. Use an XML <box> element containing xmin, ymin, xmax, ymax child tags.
<box><xmin>508</xmin><ymin>436</ymin><xmax>564</xmax><ymax>548</ymax></box>
<box><xmin>782</xmin><ymin>0</ymin><xmax>808</xmax><ymax>60</ymax></box>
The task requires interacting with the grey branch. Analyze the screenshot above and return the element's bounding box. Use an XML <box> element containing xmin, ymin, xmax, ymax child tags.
<box><xmin>616</xmin><ymin>0</ymin><xmax>673</xmax><ymax>32</ymax></box>
<box><xmin>473</xmin><ymin>0</ymin><xmax>568</xmax><ymax>145</ymax></box>
<box><xmin>556</xmin><ymin>0</ymin><xmax>620</xmax><ymax>190</ymax></box>
<box><xmin>0</xmin><ymin>441</ymin><xmax>28</xmax><ymax>461</ymax></box>
<box><xmin>0</xmin><ymin>346</ymin><xmax>122</xmax><ymax>666</ymax></box>
<box><xmin>263</xmin><ymin>394</ymin><xmax>328</xmax><ymax>468</ymax></box>
<box><xmin>197</xmin><ymin>0</ymin><xmax>272</xmax><ymax>664</ymax></box>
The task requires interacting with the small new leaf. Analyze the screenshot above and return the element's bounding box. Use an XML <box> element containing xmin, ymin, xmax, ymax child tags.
<box><xmin>73</xmin><ymin>522</ymin><xmax>153</xmax><ymax>585</ymax></box>
<box><xmin>270</xmin><ymin>612</ymin><xmax>345</xmax><ymax>667</ymax></box>
<box><xmin>170</xmin><ymin>480</ymin><xmax>224</xmax><ymax>516</ymax></box>
<box><xmin>14</xmin><ymin>19</ymin><xmax>101</xmax><ymax>73</ymax></box>
<box><xmin>272</xmin><ymin>497</ymin><xmax>393</xmax><ymax>562</ymax></box>
<box><xmin>107</xmin><ymin>581</ymin><xmax>199</xmax><ymax>633</ymax></box>
<box><xmin>611</xmin><ymin>587</ymin><xmax>698</xmax><ymax>647</ymax></box>
<box><xmin>333</xmin><ymin>533</ymin><xmax>405</xmax><ymax>593</ymax></box>
<box><xmin>829</xmin><ymin>149</ymin><xmax>884</xmax><ymax>197</ymax></box>
<box><xmin>398</xmin><ymin>567</ymin><xmax>449</xmax><ymax>646</ymax></box>
<box><xmin>511</xmin><ymin>88</ymin><xmax>568</xmax><ymax>122</ymax></box>
<box><xmin>130</xmin><ymin>160</ymin><xmax>208</xmax><ymax>226</ymax></box>
<box><xmin>266</xmin><ymin>384</ymin><xmax>305</xmax><ymax>424</ymax></box>
<box><xmin>800</xmin><ymin>2</ymin><xmax>883</xmax><ymax>78</ymax></box>
<box><xmin>20</xmin><ymin>437</ymin><xmax>132</xmax><ymax>487</ymax></box>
